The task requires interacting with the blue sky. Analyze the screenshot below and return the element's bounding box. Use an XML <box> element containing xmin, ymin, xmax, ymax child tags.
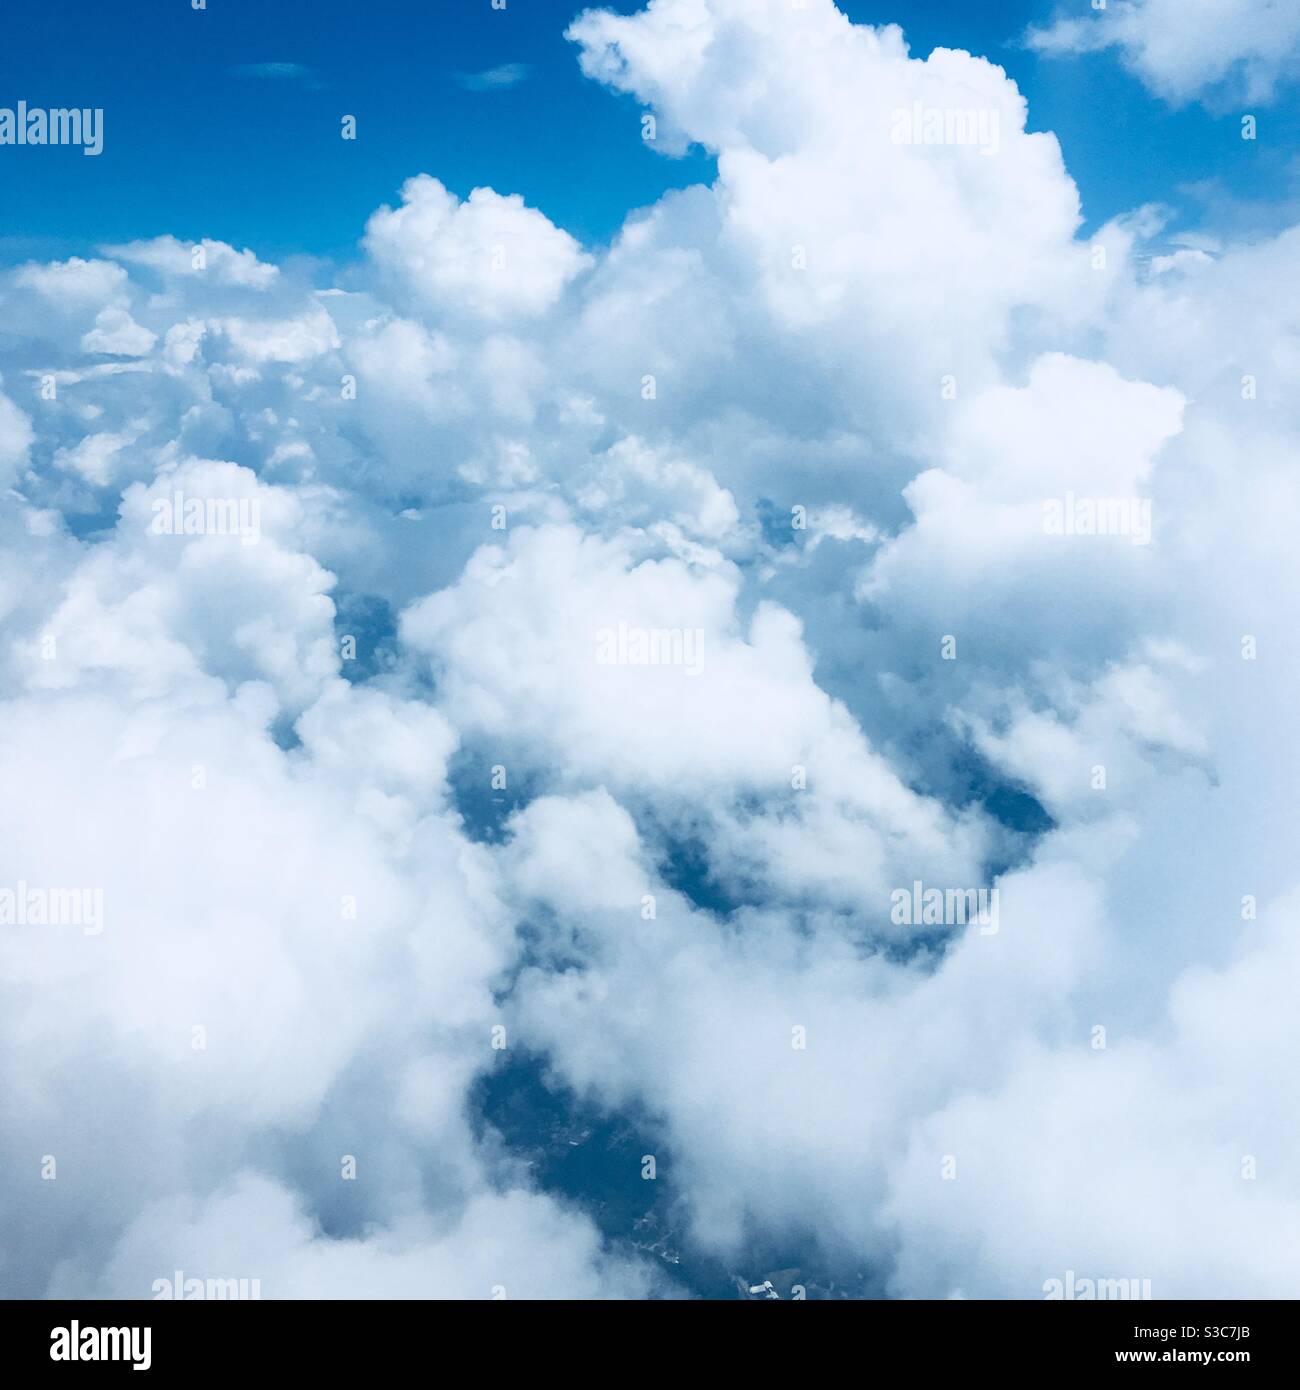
<box><xmin>2</xmin><ymin>0</ymin><xmax>1296</xmax><ymax>266</ymax></box>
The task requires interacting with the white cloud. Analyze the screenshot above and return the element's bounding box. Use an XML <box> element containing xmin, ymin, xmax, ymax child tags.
<box><xmin>402</xmin><ymin>521</ymin><xmax>990</xmax><ymax>913</ymax></box>
<box><xmin>103</xmin><ymin>236</ymin><xmax>280</xmax><ymax>290</ymax></box>
<box><xmin>17</xmin><ymin>460</ymin><xmax>340</xmax><ymax>714</ymax></box>
<box><xmin>1027</xmin><ymin>0</ymin><xmax>1300</xmax><ymax>107</ymax></box>
<box><xmin>0</xmin><ymin>384</ymin><xmax>35</xmax><ymax>489</ymax></box>
<box><xmin>11</xmin><ymin>256</ymin><xmax>130</xmax><ymax>307</ymax></box>
<box><xmin>1</xmin><ymin>0</ymin><xmax>1298</xmax><ymax>1301</ymax></box>
<box><xmin>363</xmin><ymin>176</ymin><xmax>590</xmax><ymax>322</ymax></box>
<box><xmin>454</xmin><ymin>63</ymin><xmax>532</xmax><ymax>92</ymax></box>
<box><xmin>885</xmin><ymin>888</ymin><xmax>1300</xmax><ymax>1298</ymax></box>
<box><xmin>65</xmin><ymin>1175</ymin><xmax>663</xmax><ymax>1298</ymax></box>
<box><xmin>81</xmin><ymin>306</ymin><xmax>157</xmax><ymax>357</ymax></box>
<box><xmin>213</xmin><ymin>305</ymin><xmax>341</xmax><ymax>363</ymax></box>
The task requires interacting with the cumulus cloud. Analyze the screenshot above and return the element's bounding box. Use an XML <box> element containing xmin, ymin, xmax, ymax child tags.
<box><xmin>81</xmin><ymin>306</ymin><xmax>157</xmax><ymax>357</ymax></box>
<box><xmin>401</xmin><ymin>521</ymin><xmax>989</xmax><ymax>913</ymax></box>
<box><xmin>363</xmin><ymin>176</ymin><xmax>589</xmax><ymax>322</ymax></box>
<box><xmin>63</xmin><ymin>1175</ymin><xmax>663</xmax><ymax>1299</ymax></box>
<box><xmin>102</xmin><ymin>236</ymin><xmax>280</xmax><ymax>290</ymax></box>
<box><xmin>0</xmin><ymin>383</ymin><xmax>35</xmax><ymax>489</ymax></box>
<box><xmin>1</xmin><ymin>0</ymin><xmax>1298</xmax><ymax>1301</ymax></box>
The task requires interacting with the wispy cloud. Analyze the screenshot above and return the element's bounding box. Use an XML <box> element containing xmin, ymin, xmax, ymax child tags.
<box><xmin>454</xmin><ymin>62</ymin><xmax>530</xmax><ymax>92</ymax></box>
<box><xmin>232</xmin><ymin>62</ymin><xmax>324</xmax><ymax>89</ymax></box>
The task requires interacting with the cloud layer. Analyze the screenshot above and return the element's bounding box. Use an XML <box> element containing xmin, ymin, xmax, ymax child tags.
<box><xmin>1</xmin><ymin>0</ymin><xmax>1297</xmax><ymax>1299</ymax></box>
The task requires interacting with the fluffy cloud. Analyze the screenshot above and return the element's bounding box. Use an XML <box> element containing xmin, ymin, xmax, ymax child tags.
<box><xmin>16</xmin><ymin>460</ymin><xmax>340</xmax><ymax>714</ymax></box>
<box><xmin>1</xmin><ymin>0</ymin><xmax>1298</xmax><ymax>1300</ymax></box>
<box><xmin>0</xmin><ymin>383</ymin><xmax>35</xmax><ymax>489</ymax></box>
<box><xmin>401</xmin><ymin>521</ymin><xmax>989</xmax><ymax>912</ymax></box>
<box><xmin>81</xmin><ymin>306</ymin><xmax>157</xmax><ymax>358</ymax></box>
<box><xmin>363</xmin><ymin>176</ymin><xmax>590</xmax><ymax>322</ymax></box>
<box><xmin>563</xmin><ymin>0</ymin><xmax>1106</xmax><ymax>495</ymax></box>
<box><xmin>885</xmin><ymin>886</ymin><xmax>1300</xmax><ymax>1298</ymax></box>
<box><xmin>62</xmin><ymin>1176</ymin><xmax>663</xmax><ymax>1299</ymax></box>
<box><xmin>103</xmin><ymin>236</ymin><xmax>280</xmax><ymax>290</ymax></box>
